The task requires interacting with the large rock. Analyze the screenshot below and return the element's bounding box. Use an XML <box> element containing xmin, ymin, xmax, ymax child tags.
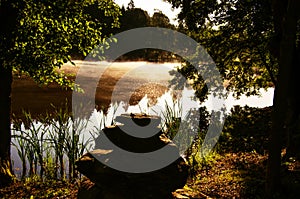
<box><xmin>94</xmin><ymin>125</ymin><xmax>169</xmax><ymax>153</ymax></box>
<box><xmin>76</xmin><ymin>114</ymin><xmax>189</xmax><ymax>199</ymax></box>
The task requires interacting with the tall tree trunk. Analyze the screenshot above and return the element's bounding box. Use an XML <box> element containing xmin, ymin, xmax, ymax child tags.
<box><xmin>266</xmin><ymin>0</ymin><xmax>299</xmax><ymax>197</ymax></box>
<box><xmin>0</xmin><ymin>65</ymin><xmax>14</xmax><ymax>188</ymax></box>
<box><xmin>284</xmin><ymin>46</ymin><xmax>300</xmax><ymax>160</ymax></box>
<box><xmin>0</xmin><ymin>1</ymin><xmax>17</xmax><ymax>188</ymax></box>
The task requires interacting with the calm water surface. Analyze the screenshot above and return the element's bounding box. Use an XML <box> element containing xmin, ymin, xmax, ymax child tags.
<box><xmin>12</xmin><ymin>60</ymin><xmax>274</xmax><ymax>118</ymax></box>
<box><xmin>11</xmin><ymin>60</ymin><xmax>274</xmax><ymax>177</ymax></box>
<box><xmin>12</xmin><ymin>61</ymin><xmax>181</xmax><ymax>118</ymax></box>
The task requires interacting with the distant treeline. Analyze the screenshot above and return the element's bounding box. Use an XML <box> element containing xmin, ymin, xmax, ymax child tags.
<box><xmin>71</xmin><ymin>1</ymin><xmax>184</xmax><ymax>62</ymax></box>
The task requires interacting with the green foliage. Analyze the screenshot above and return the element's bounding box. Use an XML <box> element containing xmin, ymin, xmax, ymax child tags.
<box><xmin>119</xmin><ymin>7</ymin><xmax>150</xmax><ymax>31</ymax></box>
<box><xmin>167</xmin><ymin>0</ymin><xmax>276</xmax><ymax>99</ymax></box>
<box><xmin>115</xmin><ymin>6</ymin><xmax>178</xmax><ymax>62</ymax></box>
<box><xmin>150</xmin><ymin>11</ymin><xmax>175</xmax><ymax>29</ymax></box>
<box><xmin>2</xmin><ymin>0</ymin><xmax>120</xmax><ymax>89</ymax></box>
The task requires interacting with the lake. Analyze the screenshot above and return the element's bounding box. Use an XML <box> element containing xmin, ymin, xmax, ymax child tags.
<box><xmin>12</xmin><ymin>60</ymin><xmax>274</xmax><ymax>119</ymax></box>
<box><xmin>10</xmin><ymin>60</ymin><xmax>274</xmax><ymax>178</ymax></box>
<box><xmin>12</xmin><ymin>61</ymin><xmax>180</xmax><ymax>119</ymax></box>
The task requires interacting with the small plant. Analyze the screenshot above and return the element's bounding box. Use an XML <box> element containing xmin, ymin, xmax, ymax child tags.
<box><xmin>12</xmin><ymin>111</ymin><xmax>49</xmax><ymax>179</ymax></box>
<box><xmin>11</xmin><ymin>131</ymin><xmax>27</xmax><ymax>179</ymax></box>
<box><xmin>160</xmin><ymin>98</ymin><xmax>182</xmax><ymax>139</ymax></box>
<box><xmin>64</xmin><ymin>116</ymin><xmax>91</xmax><ymax>180</ymax></box>
<box><xmin>47</xmin><ymin>104</ymin><xmax>70</xmax><ymax>180</ymax></box>
<box><xmin>43</xmin><ymin>151</ymin><xmax>58</xmax><ymax>180</ymax></box>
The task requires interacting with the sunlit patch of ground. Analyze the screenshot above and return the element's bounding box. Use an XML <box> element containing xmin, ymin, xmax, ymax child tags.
<box><xmin>0</xmin><ymin>179</ymin><xmax>78</xmax><ymax>199</ymax></box>
<box><xmin>1</xmin><ymin>152</ymin><xmax>269</xmax><ymax>199</ymax></box>
<box><xmin>174</xmin><ymin>152</ymin><xmax>268</xmax><ymax>199</ymax></box>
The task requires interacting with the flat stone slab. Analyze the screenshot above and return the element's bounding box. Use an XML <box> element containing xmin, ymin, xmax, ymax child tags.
<box><xmin>115</xmin><ymin>113</ymin><xmax>161</xmax><ymax>127</ymax></box>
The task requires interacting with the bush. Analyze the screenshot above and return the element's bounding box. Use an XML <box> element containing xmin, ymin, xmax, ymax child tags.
<box><xmin>217</xmin><ymin>105</ymin><xmax>272</xmax><ymax>154</ymax></box>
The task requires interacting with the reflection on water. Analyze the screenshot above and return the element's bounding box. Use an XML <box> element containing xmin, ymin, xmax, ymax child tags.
<box><xmin>12</xmin><ymin>60</ymin><xmax>274</xmax><ymax>119</ymax></box>
<box><xmin>11</xmin><ymin>60</ymin><xmax>274</xmax><ymax>178</ymax></box>
<box><xmin>11</xmin><ymin>88</ymin><xmax>200</xmax><ymax>179</ymax></box>
<box><xmin>11</xmin><ymin>83</ymin><xmax>274</xmax><ymax>179</ymax></box>
<box><xmin>12</xmin><ymin>61</ymin><xmax>181</xmax><ymax>119</ymax></box>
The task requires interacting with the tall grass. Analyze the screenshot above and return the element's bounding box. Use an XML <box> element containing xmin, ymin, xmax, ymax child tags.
<box><xmin>11</xmin><ymin>133</ymin><xmax>27</xmax><ymax>179</ymax></box>
<box><xmin>11</xmin><ymin>94</ymin><xmax>215</xmax><ymax>181</ymax></box>
<box><xmin>64</xmin><ymin>116</ymin><xmax>92</xmax><ymax>180</ymax></box>
<box><xmin>12</xmin><ymin>111</ymin><xmax>48</xmax><ymax>178</ymax></box>
<box><xmin>160</xmin><ymin>99</ymin><xmax>182</xmax><ymax>139</ymax></box>
<box><xmin>154</xmin><ymin>94</ymin><xmax>213</xmax><ymax>178</ymax></box>
<box><xmin>11</xmin><ymin>101</ymin><xmax>122</xmax><ymax>182</ymax></box>
<box><xmin>47</xmin><ymin>105</ymin><xmax>70</xmax><ymax>180</ymax></box>
<box><xmin>11</xmin><ymin>106</ymin><xmax>95</xmax><ymax>181</ymax></box>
